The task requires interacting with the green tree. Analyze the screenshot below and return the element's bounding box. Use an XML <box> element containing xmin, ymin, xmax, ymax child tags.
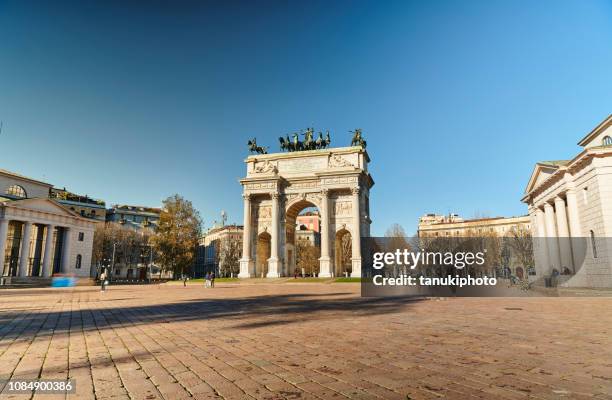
<box><xmin>152</xmin><ymin>195</ymin><xmax>202</xmax><ymax>279</ymax></box>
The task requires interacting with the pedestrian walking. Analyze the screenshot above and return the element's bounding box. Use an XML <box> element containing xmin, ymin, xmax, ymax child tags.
<box><xmin>205</xmin><ymin>272</ymin><xmax>210</xmax><ymax>288</ymax></box>
<box><xmin>210</xmin><ymin>271</ymin><xmax>215</xmax><ymax>288</ymax></box>
<box><xmin>183</xmin><ymin>275</ymin><xmax>188</xmax><ymax>287</ymax></box>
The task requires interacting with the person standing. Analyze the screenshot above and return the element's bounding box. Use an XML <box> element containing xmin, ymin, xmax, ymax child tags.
<box><xmin>210</xmin><ymin>271</ymin><xmax>215</xmax><ymax>288</ymax></box>
<box><xmin>100</xmin><ymin>269</ymin><xmax>107</xmax><ymax>292</ymax></box>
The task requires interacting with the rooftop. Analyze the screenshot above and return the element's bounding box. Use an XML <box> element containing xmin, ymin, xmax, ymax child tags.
<box><xmin>50</xmin><ymin>188</ymin><xmax>105</xmax><ymax>206</ymax></box>
<box><xmin>0</xmin><ymin>168</ymin><xmax>52</xmax><ymax>187</ymax></box>
<box><xmin>110</xmin><ymin>205</ymin><xmax>162</xmax><ymax>214</ymax></box>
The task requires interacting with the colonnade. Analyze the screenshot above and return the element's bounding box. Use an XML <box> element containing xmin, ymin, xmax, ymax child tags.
<box><xmin>0</xmin><ymin>219</ymin><xmax>72</xmax><ymax>277</ymax></box>
<box><xmin>534</xmin><ymin>189</ymin><xmax>582</xmax><ymax>275</ymax></box>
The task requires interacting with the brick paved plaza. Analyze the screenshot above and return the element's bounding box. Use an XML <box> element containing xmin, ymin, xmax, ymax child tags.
<box><xmin>1</xmin><ymin>282</ymin><xmax>611</xmax><ymax>400</ymax></box>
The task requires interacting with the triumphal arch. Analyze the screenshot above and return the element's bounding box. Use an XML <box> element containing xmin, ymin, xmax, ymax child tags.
<box><xmin>238</xmin><ymin>144</ymin><xmax>374</xmax><ymax>278</ymax></box>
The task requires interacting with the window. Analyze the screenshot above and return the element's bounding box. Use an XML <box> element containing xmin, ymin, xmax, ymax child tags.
<box><xmin>6</xmin><ymin>184</ymin><xmax>26</xmax><ymax>198</ymax></box>
<box><xmin>75</xmin><ymin>254</ymin><xmax>82</xmax><ymax>269</ymax></box>
<box><xmin>603</xmin><ymin>135</ymin><xmax>612</xmax><ymax>146</ymax></box>
<box><xmin>590</xmin><ymin>230</ymin><xmax>598</xmax><ymax>258</ymax></box>
<box><xmin>78</xmin><ymin>232</ymin><xmax>84</xmax><ymax>241</ymax></box>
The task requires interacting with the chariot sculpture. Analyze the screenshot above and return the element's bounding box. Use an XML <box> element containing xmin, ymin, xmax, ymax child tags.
<box><xmin>248</xmin><ymin>127</ymin><xmax>366</xmax><ymax>154</ymax></box>
<box><xmin>278</xmin><ymin>128</ymin><xmax>331</xmax><ymax>152</ymax></box>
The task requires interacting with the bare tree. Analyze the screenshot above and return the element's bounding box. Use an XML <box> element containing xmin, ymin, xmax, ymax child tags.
<box><xmin>92</xmin><ymin>222</ymin><xmax>153</xmax><ymax>278</ymax></box>
<box><xmin>219</xmin><ymin>233</ymin><xmax>242</xmax><ymax>277</ymax></box>
<box><xmin>508</xmin><ymin>225</ymin><xmax>534</xmax><ymax>273</ymax></box>
<box><xmin>384</xmin><ymin>223</ymin><xmax>411</xmax><ymax>275</ymax></box>
<box><xmin>296</xmin><ymin>239</ymin><xmax>320</xmax><ymax>276</ymax></box>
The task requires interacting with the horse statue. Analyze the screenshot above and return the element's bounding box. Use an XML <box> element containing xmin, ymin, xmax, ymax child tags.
<box><xmin>279</xmin><ymin>136</ymin><xmax>289</xmax><ymax>152</ymax></box>
<box><xmin>350</xmin><ymin>128</ymin><xmax>367</xmax><ymax>148</ymax></box>
<box><xmin>285</xmin><ymin>134</ymin><xmax>294</xmax><ymax>151</ymax></box>
<box><xmin>247</xmin><ymin>138</ymin><xmax>268</xmax><ymax>154</ymax></box>
<box><xmin>303</xmin><ymin>127</ymin><xmax>315</xmax><ymax>150</ymax></box>
<box><xmin>324</xmin><ymin>130</ymin><xmax>331</xmax><ymax>148</ymax></box>
<box><xmin>315</xmin><ymin>132</ymin><xmax>323</xmax><ymax>149</ymax></box>
<box><xmin>292</xmin><ymin>133</ymin><xmax>303</xmax><ymax>151</ymax></box>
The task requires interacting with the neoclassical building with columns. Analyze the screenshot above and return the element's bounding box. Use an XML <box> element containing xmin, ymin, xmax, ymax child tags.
<box><xmin>0</xmin><ymin>169</ymin><xmax>97</xmax><ymax>282</ymax></box>
<box><xmin>238</xmin><ymin>146</ymin><xmax>373</xmax><ymax>278</ymax></box>
<box><xmin>522</xmin><ymin>115</ymin><xmax>612</xmax><ymax>287</ymax></box>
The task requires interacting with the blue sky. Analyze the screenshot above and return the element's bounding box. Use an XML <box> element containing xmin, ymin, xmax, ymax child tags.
<box><xmin>1</xmin><ymin>0</ymin><xmax>611</xmax><ymax>235</ymax></box>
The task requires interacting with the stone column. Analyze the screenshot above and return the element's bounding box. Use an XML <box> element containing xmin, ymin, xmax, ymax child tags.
<box><xmin>18</xmin><ymin>222</ymin><xmax>33</xmax><ymax>277</ymax></box>
<box><xmin>239</xmin><ymin>194</ymin><xmax>254</xmax><ymax>278</ymax></box>
<box><xmin>566</xmin><ymin>190</ymin><xmax>582</xmax><ymax>237</ymax></box>
<box><xmin>0</xmin><ymin>219</ymin><xmax>9</xmax><ymax>275</ymax></box>
<box><xmin>350</xmin><ymin>187</ymin><xmax>362</xmax><ymax>278</ymax></box>
<box><xmin>535</xmin><ymin>208</ymin><xmax>549</xmax><ymax>276</ymax></box>
<box><xmin>554</xmin><ymin>196</ymin><xmax>573</xmax><ymax>273</ymax></box>
<box><xmin>318</xmin><ymin>189</ymin><xmax>332</xmax><ymax>277</ymax></box>
<box><xmin>544</xmin><ymin>202</ymin><xmax>561</xmax><ymax>273</ymax></box>
<box><xmin>565</xmin><ymin>189</ymin><xmax>583</xmax><ymax>272</ymax></box>
<box><xmin>267</xmin><ymin>193</ymin><xmax>280</xmax><ymax>277</ymax></box>
<box><xmin>42</xmin><ymin>225</ymin><xmax>55</xmax><ymax>277</ymax></box>
<box><xmin>60</xmin><ymin>227</ymin><xmax>72</xmax><ymax>273</ymax></box>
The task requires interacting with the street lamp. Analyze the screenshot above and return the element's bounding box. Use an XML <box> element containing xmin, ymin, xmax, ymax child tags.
<box><xmin>140</xmin><ymin>243</ymin><xmax>154</xmax><ymax>283</ymax></box>
<box><xmin>111</xmin><ymin>242</ymin><xmax>117</xmax><ymax>282</ymax></box>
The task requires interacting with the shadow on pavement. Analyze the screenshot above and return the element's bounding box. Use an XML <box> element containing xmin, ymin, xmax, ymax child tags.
<box><xmin>0</xmin><ymin>291</ymin><xmax>425</xmax><ymax>335</ymax></box>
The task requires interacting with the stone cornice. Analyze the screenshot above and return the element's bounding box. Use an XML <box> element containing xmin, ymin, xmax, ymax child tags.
<box><xmin>245</xmin><ymin>146</ymin><xmax>370</xmax><ymax>163</ymax></box>
<box><xmin>1</xmin><ymin>205</ymin><xmax>98</xmax><ymax>228</ymax></box>
<box><xmin>239</xmin><ymin>175</ymin><xmax>285</xmax><ymax>185</ymax></box>
<box><xmin>522</xmin><ymin>147</ymin><xmax>612</xmax><ymax>203</ymax></box>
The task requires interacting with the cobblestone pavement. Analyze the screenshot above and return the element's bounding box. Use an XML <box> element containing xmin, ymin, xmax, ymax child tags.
<box><xmin>0</xmin><ymin>282</ymin><xmax>611</xmax><ymax>400</ymax></box>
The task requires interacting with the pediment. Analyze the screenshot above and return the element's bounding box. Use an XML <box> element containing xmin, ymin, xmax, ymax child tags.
<box><xmin>578</xmin><ymin>114</ymin><xmax>612</xmax><ymax>148</ymax></box>
<box><xmin>524</xmin><ymin>164</ymin><xmax>559</xmax><ymax>194</ymax></box>
<box><xmin>7</xmin><ymin>198</ymin><xmax>83</xmax><ymax>218</ymax></box>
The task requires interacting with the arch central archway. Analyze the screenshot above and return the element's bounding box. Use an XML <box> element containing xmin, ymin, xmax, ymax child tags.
<box><xmin>284</xmin><ymin>199</ymin><xmax>321</xmax><ymax>277</ymax></box>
